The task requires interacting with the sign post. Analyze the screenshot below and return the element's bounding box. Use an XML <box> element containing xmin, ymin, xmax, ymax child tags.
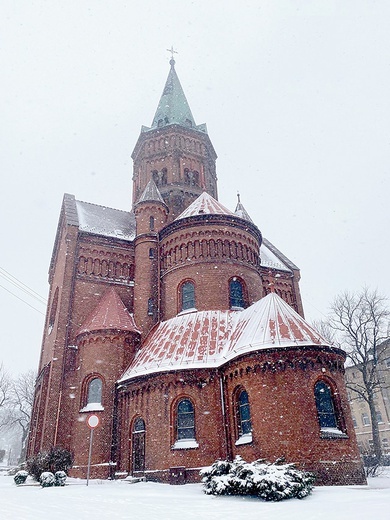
<box><xmin>86</xmin><ymin>414</ymin><xmax>100</xmax><ymax>486</ymax></box>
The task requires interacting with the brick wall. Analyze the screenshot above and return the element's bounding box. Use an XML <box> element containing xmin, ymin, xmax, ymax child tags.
<box><xmin>115</xmin><ymin>346</ymin><xmax>365</xmax><ymax>485</ymax></box>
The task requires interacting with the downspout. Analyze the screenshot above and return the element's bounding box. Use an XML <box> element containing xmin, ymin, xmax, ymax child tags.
<box><xmin>219</xmin><ymin>371</ymin><xmax>232</xmax><ymax>461</ymax></box>
<box><xmin>157</xmin><ymin>230</ymin><xmax>161</xmax><ymax>323</ymax></box>
<box><xmin>110</xmin><ymin>385</ymin><xmax>120</xmax><ymax>479</ymax></box>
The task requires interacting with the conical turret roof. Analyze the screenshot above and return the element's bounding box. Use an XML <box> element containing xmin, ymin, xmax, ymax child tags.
<box><xmin>227</xmin><ymin>291</ymin><xmax>327</xmax><ymax>355</ymax></box>
<box><xmin>136</xmin><ymin>179</ymin><xmax>166</xmax><ymax>206</ymax></box>
<box><xmin>235</xmin><ymin>194</ymin><xmax>253</xmax><ymax>223</ymax></box>
<box><xmin>175</xmin><ymin>192</ymin><xmax>235</xmax><ymax>220</ymax></box>
<box><xmin>149</xmin><ymin>59</ymin><xmax>206</xmax><ymax>133</ymax></box>
<box><xmin>76</xmin><ymin>288</ymin><xmax>140</xmax><ymax>338</ymax></box>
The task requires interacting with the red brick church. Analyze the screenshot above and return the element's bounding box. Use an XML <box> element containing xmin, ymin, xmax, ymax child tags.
<box><xmin>27</xmin><ymin>58</ymin><xmax>365</xmax><ymax>485</ymax></box>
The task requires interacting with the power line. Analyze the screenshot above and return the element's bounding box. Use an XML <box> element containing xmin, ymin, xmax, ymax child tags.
<box><xmin>0</xmin><ymin>266</ymin><xmax>47</xmax><ymax>305</ymax></box>
<box><xmin>0</xmin><ymin>283</ymin><xmax>45</xmax><ymax>316</ymax></box>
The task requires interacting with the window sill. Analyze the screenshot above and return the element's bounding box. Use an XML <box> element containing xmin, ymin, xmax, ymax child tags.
<box><xmin>320</xmin><ymin>427</ymin><xmax>348</xmax><ymax>439</ymax></box>
<box><xmin>235</xmin><ymin>433</ymin><xmax>253</xmax><ymax>446</ymax></box>
<box><xmin>80</xmin><ymin>403</ymin><xmax>104</xmax><ymax>413</ymax></box>
<box><xmin>177</xmin><ymin>308</ymin><xmax>197</xmax><ymax>316</ymax></box>
<box><xmin>172</xmin><ymin>439</ymin><xmax>199</xmax><ymax>450</ymax></box>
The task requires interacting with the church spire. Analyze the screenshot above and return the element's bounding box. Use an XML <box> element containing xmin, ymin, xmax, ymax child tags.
<box><xmin>132</xmin><ymin>56</ymin><xmax>217</xmax><ymax>218</ymax></box>
<box><xmin>150</xmin><ymin>57</ymin><xmax>203</xmax><ymax>132</ymax></box>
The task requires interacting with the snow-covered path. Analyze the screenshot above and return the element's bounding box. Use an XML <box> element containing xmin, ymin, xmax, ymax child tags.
<box><xmin>1</xmin><ymin>474</ymin><xmax>389</xmax><ymax>520</ymax></box>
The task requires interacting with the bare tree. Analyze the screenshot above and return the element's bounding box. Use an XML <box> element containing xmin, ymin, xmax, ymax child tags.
<box><xmin>328</xmin><ymin>288</ymin><xmax>390</xmax><ymax>461</ymax></box>
<box><xmin>9</xmin><ymin>370</ymin><xmax>36</xmax><ymax>462</ymax></box>
<box><xmin>311</xmin><ymin>319</ymin><xmax>338</xmax><ymax>345</ymax></box>
<box><xmin>0</xmin><ymin>363</ymin><xmax>12</xmax><ymax>431</ymax></box>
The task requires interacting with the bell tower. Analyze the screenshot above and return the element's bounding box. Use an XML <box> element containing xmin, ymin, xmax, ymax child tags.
<box><xmin>131</xmin><ymin>58</ymin><xmax>218</xmax><ymax>221</ymax></box>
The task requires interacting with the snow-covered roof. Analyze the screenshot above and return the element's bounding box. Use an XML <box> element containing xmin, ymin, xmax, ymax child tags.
<box><xmin>76</xmin><ymin>200</ymin><xmax>136</xmax><ymax>241</ymax></box>
<box><xmin>260</xmin><ymin>242</ymin><xmax>292</xmax><ymax>272</ymax></box>
<box><xmin>234</xmin><ymin>197</ymin><xmax>253</xmax><ymax>223</ymax></box>
<box><xmin>262</xmin><ymin>237</ymin><xmax>299</xmax><ymax>271</ymax></box>
<box><xmin>76</xmin><ymin>288</ymin><xmax>140</xmax><ymax>338</ymax></box>
<box><xmin>119</xmin><ymin>292</ymin><xmax>329</xmax><ymax>382</ymax></box>
<box><xmin>176</xmin><ymin>192</ymin><xmax>236</xmax><ymax>220</ymax></box>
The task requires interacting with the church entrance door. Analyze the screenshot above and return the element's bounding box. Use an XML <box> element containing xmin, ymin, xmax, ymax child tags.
<box><xmin>131</xmin><ymin>417</ymin><xmax>145</xmax><ymax>473</ymax></box>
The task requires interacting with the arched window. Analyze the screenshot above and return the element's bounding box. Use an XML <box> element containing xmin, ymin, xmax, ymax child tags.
<box><xmin>87</xmin><ymin>378</ymin><xmax>102</xmax><ymax>405</ymax></box>
<box><xmin>237</xmin><ymin>389</ymin><xmax>252</xmax><ymax>436</ymax></box>
<box><xmin>314</xmin><ymin>381</ymin><xmax>337</xmax><ymax>429</ymax></box>
<box><xmin>229</xmin><ymin>278</ymin><xmax>245</xmax><ymax>309</ymax></box>
<box><xmin>81</xmin><ymin>376</ymin><xmax>104</xmax><ymax>412</ymax></box>
<box><xmin>133</xmin><ymin>417</ymin><xmax>145</xmax><ymax>432</ymax></box>
<box><xmin>177</xmin><ymin>399</ymin><xmax>195</xmax><ymax>440</ymax></box>
<box><xmin>181</xmin><ymin>281</ymin><xmax>195</xmax><ymax>311</ymax></box>
<box><xmin>149</xmin><ymin>216</ymin><xmax>155</xmax><ymax>231</ymax></box>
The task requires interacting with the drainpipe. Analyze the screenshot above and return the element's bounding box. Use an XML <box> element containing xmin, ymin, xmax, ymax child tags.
<box><xmin>219</xmin><ymin>371</ymin><xmax>232</xmax><ymax>460</ymax></box>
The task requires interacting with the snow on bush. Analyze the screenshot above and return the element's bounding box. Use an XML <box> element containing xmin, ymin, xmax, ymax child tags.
<box><xmin>200</xmin><ymin>456</ymin><xmax>315</xmax><ymax>501</ymax></box>
<box><xmin>40</xmin><ymin>472</ymin><xmax>56</xmax><ymax>488</ymax></box>
<box><xmin>13</xmin><ymin>470</ymin><xmax>28</xmax><ymax>486</ymax></box>
<box><xmin>55</xmin><ymin>471</ymin><xmax>67</xmax><ymax>486</ymax></box>
<box><xmin>26</xmin><ymin>446</ymin><xmax>73</xmax><ymax>481</ymax></box>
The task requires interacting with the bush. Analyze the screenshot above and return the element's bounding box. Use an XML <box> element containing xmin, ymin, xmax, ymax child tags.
<box><xmin>362</xmin><ymin>453</ymin><xmax>390</xmax><ymax>477</ymax></box>
<box><xmin>363</xmin><ymin>454</ymin><xmax>381</xmax><ymax>477</ymax></box>
<box><xmin>200</xmin><ymin>456</ymin><xmax>315</xmax><ymax>501</ymax></box>
<box><xmin>13</xmin><ymin>470</ymin><xmax>28</xmax><ymax>485</ymax></box>
<box><xmin>55</xmin><ymin>470</ymin><xmax>67</xmax><ymax>486</ymax></box>
<box><xmin>40</xmin><ymin>472</ymin><xmax>55</xmax><ymax>488</ymax></box>
<box><xmin>26</xmin><ymin>446</ymin><xmax>73</xmax><ymax>481</ymax></box>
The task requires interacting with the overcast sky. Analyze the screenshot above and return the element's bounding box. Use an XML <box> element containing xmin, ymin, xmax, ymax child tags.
<box><xmin>1</xmin><ymin>1</ymin><xmax>389</xmax><ymax>375</ymax></box>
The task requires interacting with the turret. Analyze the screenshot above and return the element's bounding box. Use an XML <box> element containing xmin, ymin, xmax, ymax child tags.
<box><xmin>159</xmin><ymin>192</ymin><xmax>264</xmax><ymax>320</ymax></box>
<box><xmin>70</xmin><ymin>288</ymin><xmax>140</xmax><ymax>478</ymax></box>
<box><xmin>133</xmin><ymin>180</ymin><xmax>168</xmax><ymax>336</ymax></box>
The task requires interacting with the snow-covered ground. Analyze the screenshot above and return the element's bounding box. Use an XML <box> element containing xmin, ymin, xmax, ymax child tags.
<box><xmin>1</xmin><ymin>471</ymin><xmax>389</xmax><ymax>520</ymax></box>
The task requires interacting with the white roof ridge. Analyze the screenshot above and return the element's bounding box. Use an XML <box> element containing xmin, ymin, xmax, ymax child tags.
<box><xmin>76</xmin><ymin>198</ymin><xmax>133</xmax><ymax>215</ymax></box>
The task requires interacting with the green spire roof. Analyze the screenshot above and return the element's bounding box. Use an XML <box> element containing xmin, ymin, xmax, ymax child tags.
<box><xmin>146</xmin><ymin>59</ymin><xmax>207</xmax><ymax>134</ymax></box>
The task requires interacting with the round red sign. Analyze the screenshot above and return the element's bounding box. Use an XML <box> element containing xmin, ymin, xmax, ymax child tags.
<box><xmin>87</xmin><ymin>414</ymin><xmax>99</xmax><ymax>429</ymax></box>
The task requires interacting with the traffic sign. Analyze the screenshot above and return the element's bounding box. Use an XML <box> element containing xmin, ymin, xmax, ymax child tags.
<box><xmin>87</xmin><ymin>414</ymin><xmax>99</xmax><ymax>429</ymax></box>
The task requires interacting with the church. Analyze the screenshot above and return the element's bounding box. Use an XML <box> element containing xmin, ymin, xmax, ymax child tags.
<box><xmin>27</xmin><ymin>58</ymin><xmax>365</xmax><ymax>485</ymax></box>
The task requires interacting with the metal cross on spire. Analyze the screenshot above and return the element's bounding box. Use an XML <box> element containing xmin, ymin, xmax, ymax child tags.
<box><xmin>167</xmin><ymin>45</ymin><xmax>178</xmax><ymax>58</ymax></box>
<box><xmin>167</xmin><ymin>46</ymin><xmax>178</xmax><ymax>65</ymax></box>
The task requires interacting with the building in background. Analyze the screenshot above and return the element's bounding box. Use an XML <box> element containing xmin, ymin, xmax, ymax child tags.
<box><xmin>27</xmin><ymin>59</ymin><xmax>365</xmax><ymax>485</ymax></box>
<box><xmin>346</xmin><ymin>342</ymin><xmax>390</xmax><ymax>455</ymax></box>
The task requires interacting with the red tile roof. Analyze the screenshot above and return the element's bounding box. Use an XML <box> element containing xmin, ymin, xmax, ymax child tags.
<box><xmin>120</xmin><ymin>292</ymin><xmax>330</xmax><ymax>381</ymax></box>
<box><xmin>175</xmin><ymin>192</ymin><xmax>236</xmax><ymax>220</ymax></box>
<box><xmin>76</xmin><ymin>288</ymin><xmax>140</xmax><ymax>338</ymax></box>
